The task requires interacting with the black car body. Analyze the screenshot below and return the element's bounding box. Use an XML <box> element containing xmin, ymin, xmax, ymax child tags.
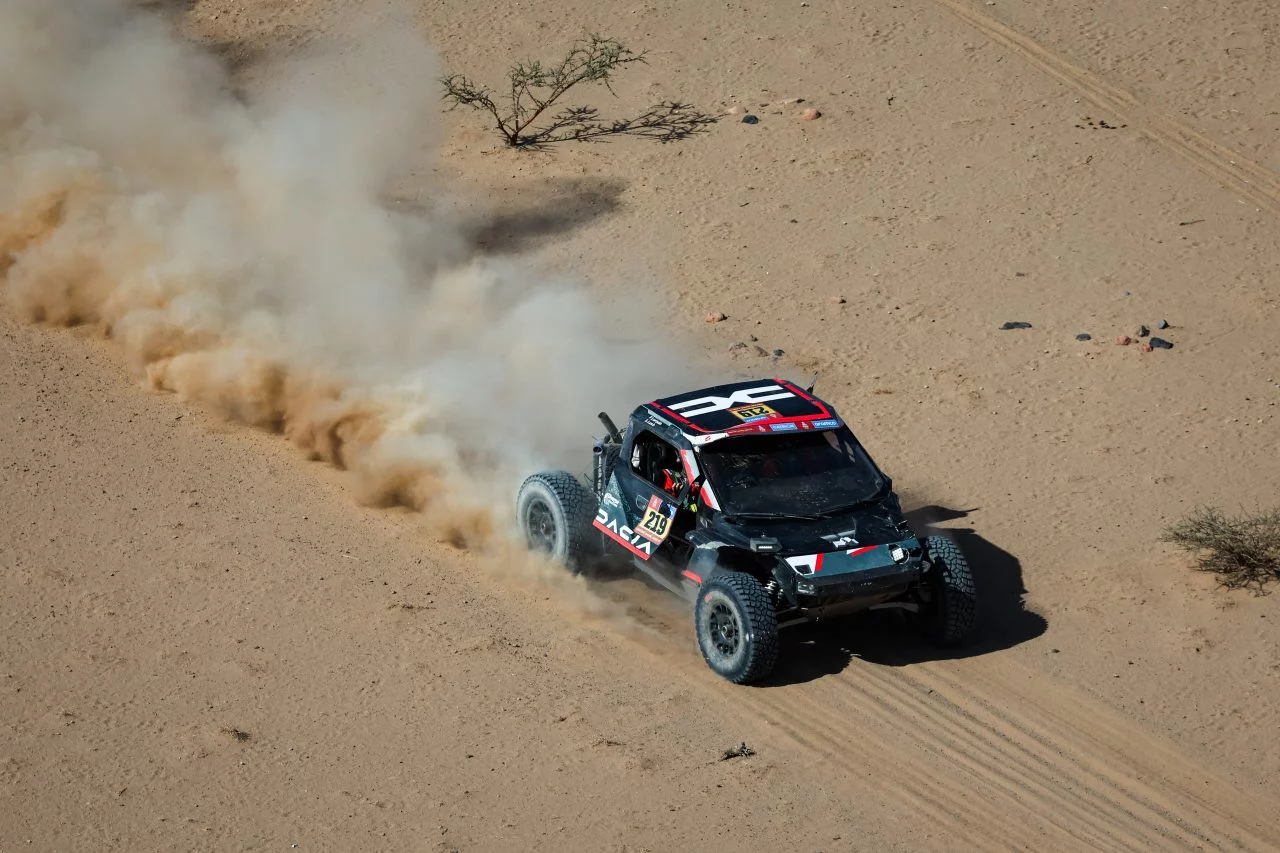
<box><xmin>590</xmin><ymin>378</ymin><xmax>926</xmax><ymax>624</ymax></box>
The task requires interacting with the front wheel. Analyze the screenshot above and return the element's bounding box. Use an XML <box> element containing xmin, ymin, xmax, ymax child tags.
<box><xmin>694</xmin><ymin>572</ymin><xmax>779</xmax><ymax>684</ymax></box>
<box><xmin>910</xmin><ymin>535</ymin><xmax>978</xmax><ymax>647</ymax></box>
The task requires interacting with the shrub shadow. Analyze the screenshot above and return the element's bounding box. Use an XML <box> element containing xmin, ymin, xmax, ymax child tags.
<box><xmin>459</xmin><ymin>177</ymin><xmax>627</xmax><ymax>255</ymax></box>
<box><xmin>760</xmin><ymin>505</ymin><xmax>1047</xmax><ymax>686</ymax></box>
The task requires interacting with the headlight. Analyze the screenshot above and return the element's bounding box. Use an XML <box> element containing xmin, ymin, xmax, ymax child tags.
<box><xmin>890</xmin><ymin>545</ymin><xmax>907</xmax><ymax>563</ymax></box>
<box><xmin>797</xmin><ymin>581</ymin><xmax>816</xmax><ymax>595</ymax></box>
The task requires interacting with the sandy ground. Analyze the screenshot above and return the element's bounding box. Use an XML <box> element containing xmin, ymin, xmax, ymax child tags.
<box><xmin>4</xmin><ymin>0</ymin><xmax>1280</xmax><ymax>850</ymax></box>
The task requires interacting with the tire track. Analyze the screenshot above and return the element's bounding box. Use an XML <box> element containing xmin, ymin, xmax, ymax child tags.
<box><xmin>754</xmin><ymin>677</ymin><xmax>1134</xmax><ymax>851</ymax></box>
<box><xmin>864</xmin><ymin>666</ymin><xmax>1241</xmax><ymax>851</ymax></box>
<box><xmin>932</xmin><ymin>0</ymin><xmax>1280</xmax><ymax>216</ymax></box>
<box><xmin>617</xmin><ymin>602</ymin><xmax>1280</xmax><ymax>849</ymax></box>
<box><xmin>749</xmin><ymin>676</ymin><xmax>1171</xmax><ymax>851</ymax></box>
<box><xmin>914</xmin><ymin>659</ymin><xmax>1280</xmax><ymax>851</ymax></box>
<box><xmin>738</xmin><ymin>658</ymin><xmax>1280</xmax><ymax>852</ymax></box>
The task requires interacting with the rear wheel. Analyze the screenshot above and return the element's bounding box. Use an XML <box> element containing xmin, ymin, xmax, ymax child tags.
<box><xmin>516</xmin><ymin>471</ymin><xmax>599</xmax><ymax>573</ymax></box>
<box><xmin>694</xmin><ymin>572</ymin><xmax>779</xmax><ymax>684</ymax></box>
<box><xmin>911</xmin><ymin>535</ymin><xmax>978</xmax><ymax>646</ymax></box>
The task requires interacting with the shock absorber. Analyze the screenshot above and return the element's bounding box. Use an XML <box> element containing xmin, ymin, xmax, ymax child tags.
<box><xmin>592</xmin><ymin>441</ymin><xmax>605</xmax><ymax>496</ymax></box>
<box><xmin>762</xmin><ymin>577</ymin><xmax>781</xmax><ymax>606</ymax></box>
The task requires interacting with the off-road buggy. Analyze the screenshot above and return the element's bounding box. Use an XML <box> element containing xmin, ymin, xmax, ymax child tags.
<box><xmin>516</xmin><ymin>378</ymin><xmax>978</xmax><ymax>684</ymax></box>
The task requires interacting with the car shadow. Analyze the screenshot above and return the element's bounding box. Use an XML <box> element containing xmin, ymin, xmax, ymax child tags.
<box><xmin>759</xmin><ymin>505</ymin><xmax>1047</xmax><ymax>687</ymax></box>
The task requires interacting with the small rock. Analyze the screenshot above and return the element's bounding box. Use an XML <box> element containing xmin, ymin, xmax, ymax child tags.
<box><xmin>830</xmin><ymin>295</ymin><xmax>846</xmax><ymax>304</ymax></box>
<box><xmin>748</xmin><ymin>334</ymin><xmax>758</xmax><ymax>342</ymax></box>
<box><xmin>800</xmin><ymin>108</ymin><xmax>821</xmax><ymax>121</ymax></box>
<box><xmin>1141</xmin><ymin>342</ymin><xmax>1153</xmax><ymax>353</ymax></box>
<box><xmin>1115</xmin><ymin>335</ymin><xmax>1132</xmax><ymax>346</ymax></box>
<box><xmin>753</xmin><ymin>345</ymin><xmax>769</xmax><ymax>357</ymax></box>
<box><xmin>741</xmin><ymin>114</ymin><xmax>759</xmax><ymax>124</ymax></box>
<box><xmin>1075</xmin><ymin>333</ymin><xmax>1092</xmax><ymax>341</ymax></box>
<box><xmin>728</xmin><ymin>341</ymin><xmax>747</xmax><ymax>351</ymax></box>
<box><xmin>1149</xmin><ymin>337</ymin><xmax>1173</xmax><ymax>349</ymax></box>
<box><xmin>999</xmin><ymin>321</ymin><xmax>1032</xmax><ymax>330</ymax></box>
<box><xmin>1157</xmin><ymin>319</ymin><xmax>1169</xmax><ymax>329</ymax></box>
<box><xmin>1014</xmin><ymin>271</ymin><xmax>1027</xmax><ymax>277</ymax></box>
<box><xmin>772</xmin><ymin>348</ymin><xmax>785</xmax><ymax>358</ymax></box>
<box><xmin>1137</xmin><ymin>325</ymin><xmax>1150</xmax><ymax>337</ymax></box>
<box><xmin>720</xmin><ymin>742</ymin><xmax>755</xmax><ymax>761</ymax></box>
<box><xmin>705</xmin><ymin>311</ymin><xmax>727</xmax><ymax>323</ymax></box>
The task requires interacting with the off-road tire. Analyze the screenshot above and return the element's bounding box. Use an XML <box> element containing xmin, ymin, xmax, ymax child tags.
<box><xmin>913</xmin><ymin>535</ymin><xmax>978</xmax><ymax>646</ymax></box>
<box><xmin>694</xmin><ymin>572</ymin><xmax>780</xmax><ymax>684</ymax></box>
<box><xmin>516</xmin><ymin>471</ymin><xmax>599</xmax><ymax>574</ymax></box>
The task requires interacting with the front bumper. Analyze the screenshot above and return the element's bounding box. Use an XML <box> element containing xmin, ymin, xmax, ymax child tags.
<box><xmin>779</xmin><ymin>539</ymin><xmax>925</xmax><ymax>619</ymax></box>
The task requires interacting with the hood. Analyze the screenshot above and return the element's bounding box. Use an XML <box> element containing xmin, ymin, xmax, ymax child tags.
<box><xmin>702</xmin><ymin>493</ymin><xmax>915</xmax><ymax>556</ymax></box>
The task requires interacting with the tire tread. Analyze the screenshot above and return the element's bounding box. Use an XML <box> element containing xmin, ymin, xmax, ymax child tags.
<box><xmin>696</xmin><ymin>572</ymin><xmax>780</xmax><ymax>684</ymax></box>
<box><xmin>925</xmin><ymin>535</ymin><xmax>978</xmax><ymax>646</ymax></box>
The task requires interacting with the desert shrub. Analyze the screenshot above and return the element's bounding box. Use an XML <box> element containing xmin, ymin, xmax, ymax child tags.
<box><xmin>441</xmin><ymin>34</ymin><xmax>715</xmax><ymax>148</ymax></box>
<box><xmin>1162</xmin><ymin>506</ymin><xmax>1280</xmax><ymax>593</ymax></box>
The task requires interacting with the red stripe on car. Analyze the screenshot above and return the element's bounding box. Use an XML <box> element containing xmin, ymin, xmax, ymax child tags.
<box><xmin>592</xmin><ymin>519</ymin><xmax>651</xmax><ymax>560</ymax></box>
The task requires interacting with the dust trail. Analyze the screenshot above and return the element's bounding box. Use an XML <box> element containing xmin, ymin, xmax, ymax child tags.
<box><xmin>0</xmin><ymin>0</ymin><xmax>701</xmax><ymax>624</ymax></box>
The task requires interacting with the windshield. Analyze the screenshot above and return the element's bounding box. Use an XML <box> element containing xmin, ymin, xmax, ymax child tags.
<box><xmin>698</xmin><ymin>427</ymin><xmax>887</xmax><ymax>517</ymax></box>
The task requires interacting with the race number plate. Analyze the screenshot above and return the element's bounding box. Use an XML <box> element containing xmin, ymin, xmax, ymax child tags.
<box><xmin>729</xmin><ymin>403</ymin><xmax>778</xmax><ymax>423</ymax></box>
<box><xmin>636</xmin><ymin>495</ymin><xmax>676</xmax><ymax>544</ymax></box>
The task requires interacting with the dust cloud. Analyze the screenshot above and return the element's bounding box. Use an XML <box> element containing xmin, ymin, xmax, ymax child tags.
<box><xmin>0</xmin><ymin>0</ymin><xmax>697</xmax><ymax>617</ymax></box>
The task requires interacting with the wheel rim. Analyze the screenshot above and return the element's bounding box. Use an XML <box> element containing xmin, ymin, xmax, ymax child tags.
<box><xmin>525</xmin><ymin>498</ymin><xmax>559</xmax><ymax>553</ymax></box>
<box><xmin>704</xmin><ymin>595</ymin><xmax>743</xmax><ymax>662</ymax></box>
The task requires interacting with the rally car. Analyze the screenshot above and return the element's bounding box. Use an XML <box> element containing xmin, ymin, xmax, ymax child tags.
<box><xmin>515</xmin><ymin>378</ymin><xmax>978</xmax><ymax>684</ymax></box>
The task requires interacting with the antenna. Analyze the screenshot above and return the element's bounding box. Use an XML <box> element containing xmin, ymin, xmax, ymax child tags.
<box><xmin>805</xmin><ymin>372</ymin><xmax>819</xmax><ymax>394</ymax></box>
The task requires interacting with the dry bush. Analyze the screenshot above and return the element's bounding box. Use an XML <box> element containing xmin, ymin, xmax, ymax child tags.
<box><xmin>1162</xmin><ymin>506</ymin><xmax>1280</xmax><ymax>593</ymax></box>
<box><xmin>441</xmin><ymin>34</ymin><xmax>715</xmax><ymax>148</ymax></box>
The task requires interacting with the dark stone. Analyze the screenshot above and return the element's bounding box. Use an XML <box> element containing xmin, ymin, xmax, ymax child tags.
<box><xmin>999</xmin><ymin>321</ymin><xmax>1032</xmax><ymax>330</ymax></box>
<box><xmin>1137</xmin><ymin>325</ymin><xmax>1150</xmax><ymax>337</ymax></box>
<box><xmin>771</xmin><ymin>348</ymin><xmax>785</xmax><ymax>357</ymax></box>
<box><xmin>741</xmin><ymin>114</ymin><xmax>759</xmax><ymax>124</ymax></box>
<box><xmin>1149</xmin><ymin>337</ymin><xmax>1173</xmax><ymax>349</ymax></box>
<box><xmin>1157</xmin><ymin>319</ymin><xmax>1169</xmax><ymax>329</ymax></box>
<box><xmin>1075</xmin><ymin>333</ymin><xmax>1092</xmax><ymax>341</ymax></box>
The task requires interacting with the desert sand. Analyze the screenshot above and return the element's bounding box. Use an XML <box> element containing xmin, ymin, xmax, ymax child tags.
<box><xmin>2</xmin><ymin>0</ymin><xmax>1279</xmax><ymax>850</ymax></box>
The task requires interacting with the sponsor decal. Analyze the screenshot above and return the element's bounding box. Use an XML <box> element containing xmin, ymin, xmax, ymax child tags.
<box><xmin>728</xmin><ymin>403</ymin><xmax>778</xmax><ymax>423</ymax></box>
<box><xmin>811</xmin><ymin>418</ymin><xmax>840</xmax><ymax>429</ymax></box>
<box><xmin>593</xmin><ymin>507</ymin><xmax>656</xmax><ymax>559</ymax></box>
<box><xmin>602</xmin><ymin>492</ymin><xmax>621</xmax><ymax>508</ymax></box>
<box><xmin>666</xmin><ymin>384</ymin><xmax>795</xmax><ymax>418</ymax></box>
<box><xmin>769</xmin><ymin>422</ymin><xmax>799</xmax><ymax>432</ymax></box>
<box><xmin>635</xmin><ymin>495</ymin><xmax>676</xmax><ymax>544</ymax></box>
<box><xmin>785</xmin><ymin>553</ymin><xmax>825</xmax><ymax>575</ymax></box>
<box><xmin>823</xmin><ymin>527</ymin><xmax>859</xmax><ymax>548</ymax></box>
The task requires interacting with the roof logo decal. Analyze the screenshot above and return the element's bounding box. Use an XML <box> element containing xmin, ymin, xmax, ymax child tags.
<box><xmin>665</xmin><ymin>384</ymin><xmax>796</xmax><ymax>418</ymax></box>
